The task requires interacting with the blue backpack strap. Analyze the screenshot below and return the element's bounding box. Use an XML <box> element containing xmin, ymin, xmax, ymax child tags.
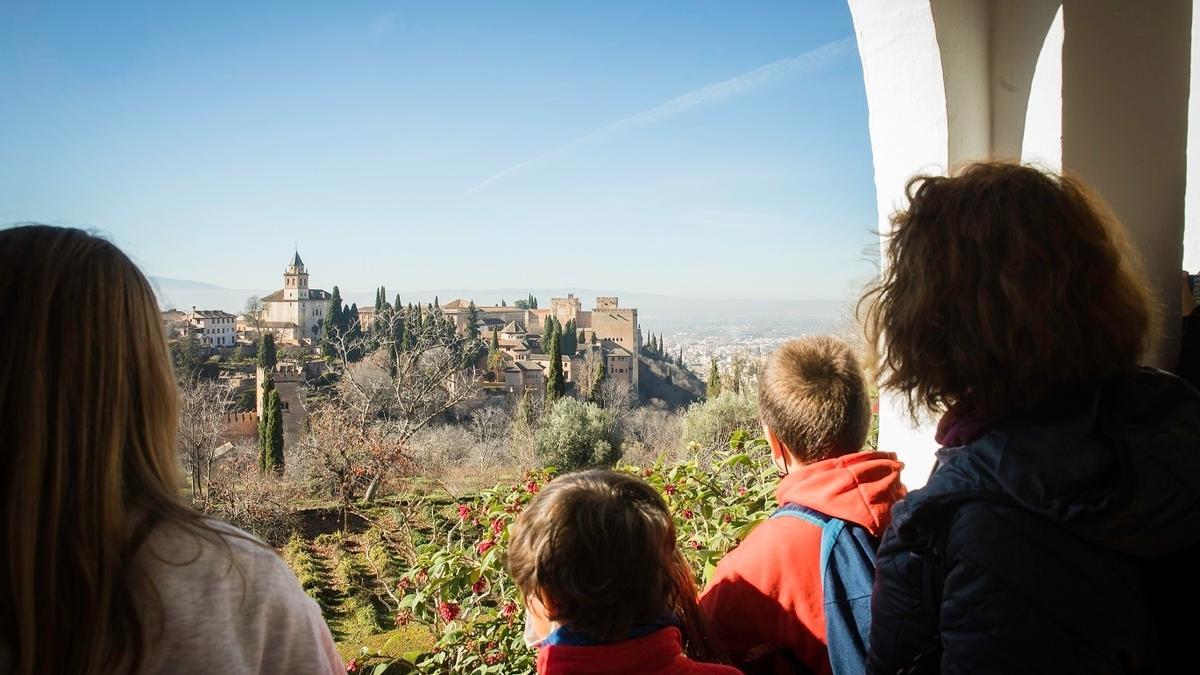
<box><xmin>771</xmin><ymin>503</ymin><xmax>879</xmax><ymax>675</ymax></box>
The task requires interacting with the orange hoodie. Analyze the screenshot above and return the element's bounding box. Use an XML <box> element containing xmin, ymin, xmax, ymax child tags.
<box><xmin>699</xmin><ymin>451</ymin><xmax>906</xmax><ymax>675</ymax></box>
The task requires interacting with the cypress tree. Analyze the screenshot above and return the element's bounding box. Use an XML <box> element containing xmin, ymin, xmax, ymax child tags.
<box><xmin>344</xmin><ymin>303</ymin><xmax>362</xmax><ymax>361</ymax></box>
<box><xmin>590</xmin><ymin>349</ymin><xmax>607</xmax><ymax>403</ymax></box>
<box><xmin>542</xmin><ymin>316</ymin><xmax>555</xmax><ymax>349</ymax></box>
<box><xmin>562</xmin><ymin>319</ymin><xmax>577</xmax><ymax>355</ymax></box>
<box><xmin>678</xmin><ymin>346</ymin><xmax>684</xmax><ymax>368</ymax></box>
<box><xmin>545</xmin><ymin>329</ymin><xmax>565</xmax><ymax>403</ymax></box>
<box><xmin>467</xmin><ymin>301</ymin><xmax>480</xmax><ymax>340</ymax></box>
<box><xmin>707</xmin><ymin>358</ymin><xmax>722</xmax><ymax>400</ymax></box>
<box><xmin>488</xmin><ymin>328</ymin><xmax>503</xmax><ymax>371</ymax></box>
<box><xmin>262</xmin><ymin>387</ymin><xmax>284</xmax><ymax>474</ymax></box>
<box><xmin>257</xmin><ymin>333</ymin><xmax>277</xmax><ymax>370</ymax></box>
<box><xmin>434</xmin><ymin>295</ymin><xmax>439</xmax><ymax>309</ymax></box>
<box><xmin>257</xmin><ymin>374</ymin><xmax>276</xmax><ymax>471</ymax></box>
<box><xmin>321</xmin><ymin>286</ymin><xmax>343</xmax><ymax>356</ymax></box>
<box><xmin>501</xmin><ymin>299</ymin><xmax>507</xmax><ymax>307</ymax></box>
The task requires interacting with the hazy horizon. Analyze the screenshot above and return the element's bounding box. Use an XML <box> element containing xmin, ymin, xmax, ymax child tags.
<box><xmin>150</xmin><ymin>275</ymin><xmax>856</xmax><ymax>324</ymax></box>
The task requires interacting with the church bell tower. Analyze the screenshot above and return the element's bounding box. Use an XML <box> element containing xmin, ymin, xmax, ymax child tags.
<box><xmin>283</xmin><ymin>250</ymin><xmax>310</xmax><ymax>300</ymax></box>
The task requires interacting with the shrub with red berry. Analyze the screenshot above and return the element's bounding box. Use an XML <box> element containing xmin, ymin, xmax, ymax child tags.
<box><xmin>383</xmin><ymin>435</ymin><xmax>776</xmax><ymax>674</ymax></box>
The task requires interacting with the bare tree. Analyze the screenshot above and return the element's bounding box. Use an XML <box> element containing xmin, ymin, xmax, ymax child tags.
<box><xmin>177</xmin><ymin>377</ymin><xmax>234</xmax><ymax>501</ymax></box>
<box><xmin>317</xmin><ymin>305</ymin><xmax>481</xmax><ymax>504</ymax></box>
<box><xmin>244</xmin><ymin>295</ymin><xmax>266</xmax><ymax>340</ymax></box>
<box><xmin>596</xmin><ymin>378</ymin><xmax>637</xmax><ymax>429</ymax></box>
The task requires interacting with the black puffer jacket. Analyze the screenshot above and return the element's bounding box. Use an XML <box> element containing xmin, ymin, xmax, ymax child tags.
<box><xmin>867</xmin><ymin>369</ymin><xmax>1200</xmax><ymax>674</ymax></box>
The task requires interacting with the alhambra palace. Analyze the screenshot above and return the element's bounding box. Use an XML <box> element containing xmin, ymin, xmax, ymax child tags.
<box><xmin>163</xmin><ymin>252</ymin><xmax>643</xmax><ymax>405</ymax></box>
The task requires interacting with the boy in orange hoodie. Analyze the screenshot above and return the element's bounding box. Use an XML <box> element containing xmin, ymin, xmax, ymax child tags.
<box><xmin>700</xmin><ymin>337</ymin><xmax>906</xmax><ymax>675</ymax></box>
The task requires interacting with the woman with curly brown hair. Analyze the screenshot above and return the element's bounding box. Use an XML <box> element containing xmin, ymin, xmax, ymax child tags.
<box><xmin>0</xmin><ymin>226</ymin><xmax>343</xmax><ymax>674</ymax></box>
<box><xmin>860</xmin><ymin>163</ymin><xmax>1200</xmax><ymax>673</ymax></box>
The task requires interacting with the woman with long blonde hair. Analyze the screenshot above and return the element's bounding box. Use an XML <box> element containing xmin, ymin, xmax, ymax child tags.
<box><xmin>0</xmin><ymin>226</ymin><xmax>343</xmax><ymax>674</ymax></box>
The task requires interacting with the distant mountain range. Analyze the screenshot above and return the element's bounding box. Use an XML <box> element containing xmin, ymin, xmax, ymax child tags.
<box><xmin>150</xmin><ymin>277</ymin><xmax>848</xmax><ymax>324</ymax></box>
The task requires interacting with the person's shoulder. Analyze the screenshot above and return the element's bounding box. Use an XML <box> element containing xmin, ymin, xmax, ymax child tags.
<box><xmin>707</xmin><ymin>510</ymin><xmax>823</xmax><ymax>589</ymax></box>
<box><xmin>140</xmin><ymin>517</ymin><xmax>303</xmax><ymax>602</ymax></box>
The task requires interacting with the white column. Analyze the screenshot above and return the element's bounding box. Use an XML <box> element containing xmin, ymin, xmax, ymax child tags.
<box><xmin>1061</xmin><ymin>0</ymin><xmax>1192</xmax><ymax>368</ymax></box>
<box><xmin>848</xmin><ymin>0</ymin><xmax>949</xmax><ymax>487</ymax></box>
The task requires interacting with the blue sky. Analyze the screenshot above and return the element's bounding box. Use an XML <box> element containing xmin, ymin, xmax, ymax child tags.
<box><xmin>0</xmin><ymin>1</ymin><xmax>878</xmax><ymax>302</ymax></box>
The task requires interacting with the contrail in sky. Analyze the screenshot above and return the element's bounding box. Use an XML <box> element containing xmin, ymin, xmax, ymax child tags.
<box><xmin>464</xmin><ymin>36</ymin><xmax>855</xmax><ymax>195</ymax></box>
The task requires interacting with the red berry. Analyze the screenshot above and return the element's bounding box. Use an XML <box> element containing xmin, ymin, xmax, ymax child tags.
<box><xmin>502</xmin><ymin>601</ymin><xmax>518</xmax><ymax>619</ymax></box>
<box><xmin>438</xmin><ymin>601</ymin><xmax>460</xmax><ymax>623</ymax></box>
<box><xmin>346</xmin><ymin>658</ymin><xmax>359</xmax><ymax>673</ymax></box>
<box><xmin>525</xmin><ymin>481</ymin><xmax>540</xmax><ymax>494</ymax></box>
<box><xmin>722</xmin><ymin>513</ymin><xmax>732</xmax><ymax>523</ymax></box>
<box><xmin>641</xmin><ymin>467</ymin><xmax>653</xmax><ymax>477</ymax></box>
<box><xmin>394</xmin><ymin>609</ymin><xmax>413</xmax><ymax>626</ymax></box>
<box><xmin>472</xmin><ymin>578</ymin><xmax>487</xmax><ymax>594</ymax></box>
<box><xmin>737</xmin><ymin>487</ymin><xmax>747</xmax><ymax>496</ymax></box>
<box><xmin>491</xmin><ymin>518</ymin><xmax>505</xmax><ymax>536</ymax></box>
<box><xmin>457</xmin><ymin>504</ymin><xmax>471</xmax><ymax>520</ymax></box>
<box><xmin>682</xmin><ymin>508</ymin><xmax>694</xmax><ymax>519</ymax></box>
<box><xmin>484</xmin><ymin>652</ymin><xmax>503</xmax><ymax>666</ymax></box>
<box><xmin>664</xmin><ymin>484</ymin><xmax>677</xmax><ymax>495</ymax></box>
<box><xmin>476</xmin><ymin>539</ymin><xmax>496</xmax><ymax>555</ymax></box>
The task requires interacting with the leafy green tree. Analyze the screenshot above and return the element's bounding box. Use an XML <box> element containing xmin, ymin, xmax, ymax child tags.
<box><xmin>535</xmin><ymin>398</ymin><xmax>620</xmax><ymax>469</ymax></box>
<box><xmin>514</xmin><ymin>298</ymin><xmax>529</xmax><ymax>310</ymax></box>
<box><xmin>542</xmin><ymin>316</ymin><xmax>557</xmax><ymax>350</ymax></box>
<box><xmin>707</xmin><ymin>357</ymin><xmax>722</xmax><ymax>400</ymax></box>
<box><xmin>170</xmin><ymin>334</ymin><xmax>203</xmax><ymax>380</ymax></box>
<box><xmin>683</xmin><ymin>390</ymin><xmax>759</xmax><ymax>454</ymax></box>
<box><xmin>257</xmin><ymin>333</ymin><xmax>277</xmax><ymax>370</ymax></box>
<box><xmin>545</xmin><ymin>329</ymin><xmax>565</xmax><ymax>403</ymax></box>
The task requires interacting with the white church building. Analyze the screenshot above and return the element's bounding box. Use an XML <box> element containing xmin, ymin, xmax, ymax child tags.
<box><xmin>260</xmin><ymin>251</ymin><xmax>333</xmax><ymax>345</ymax></box>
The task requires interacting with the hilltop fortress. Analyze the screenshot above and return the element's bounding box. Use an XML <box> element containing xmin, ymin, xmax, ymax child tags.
<box><xmin>229</xmin><ymin>252</ymin><xmax>642</xmax><ymax>396</ymax></box>
<box><xmin>441</xmin><ymin>293</ymin><xmax>641</xmax><ymax>393</ymax></box>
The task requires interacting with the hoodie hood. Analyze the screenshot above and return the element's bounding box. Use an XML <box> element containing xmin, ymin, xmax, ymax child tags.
<box><xmin>894</xmin><ymin>368</ymin><xmax>1200</xmax><ymax>558</ymax></box>
<box><xmin>776</xmin><ymin>450</ymin><xmax>907</xmax><ymax>537</ymax></box>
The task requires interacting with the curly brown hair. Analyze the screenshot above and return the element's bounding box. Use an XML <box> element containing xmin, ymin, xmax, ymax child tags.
<box><xmin>859</xmin><ymin>162</ymin><xmax>1156</xmax><ymax>421</ymax></box>
<box><xmin>505</xmin><ymin>470</ymin><xmax>717</xmax><ymax>658</ymax></box>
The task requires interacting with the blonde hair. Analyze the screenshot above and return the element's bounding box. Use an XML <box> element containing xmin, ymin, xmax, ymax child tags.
<box><xmin>0</xmin><ymin>226</ymin><xmax>210</xmax><ymax>673</ymax></box>
<box><xmin>506</xmin><ymin>470</ymin><xmax>718</xmax><ymax>659</ymax></box>
<box><xmin>758</xmin><ymin>337</ymin><xmax>871</xmax><ymax>462</ymax></box>
<box><xmin>860</xmin><ymin>162</ymin><xmax>1155</xmax><ymax>420</ymax></box>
